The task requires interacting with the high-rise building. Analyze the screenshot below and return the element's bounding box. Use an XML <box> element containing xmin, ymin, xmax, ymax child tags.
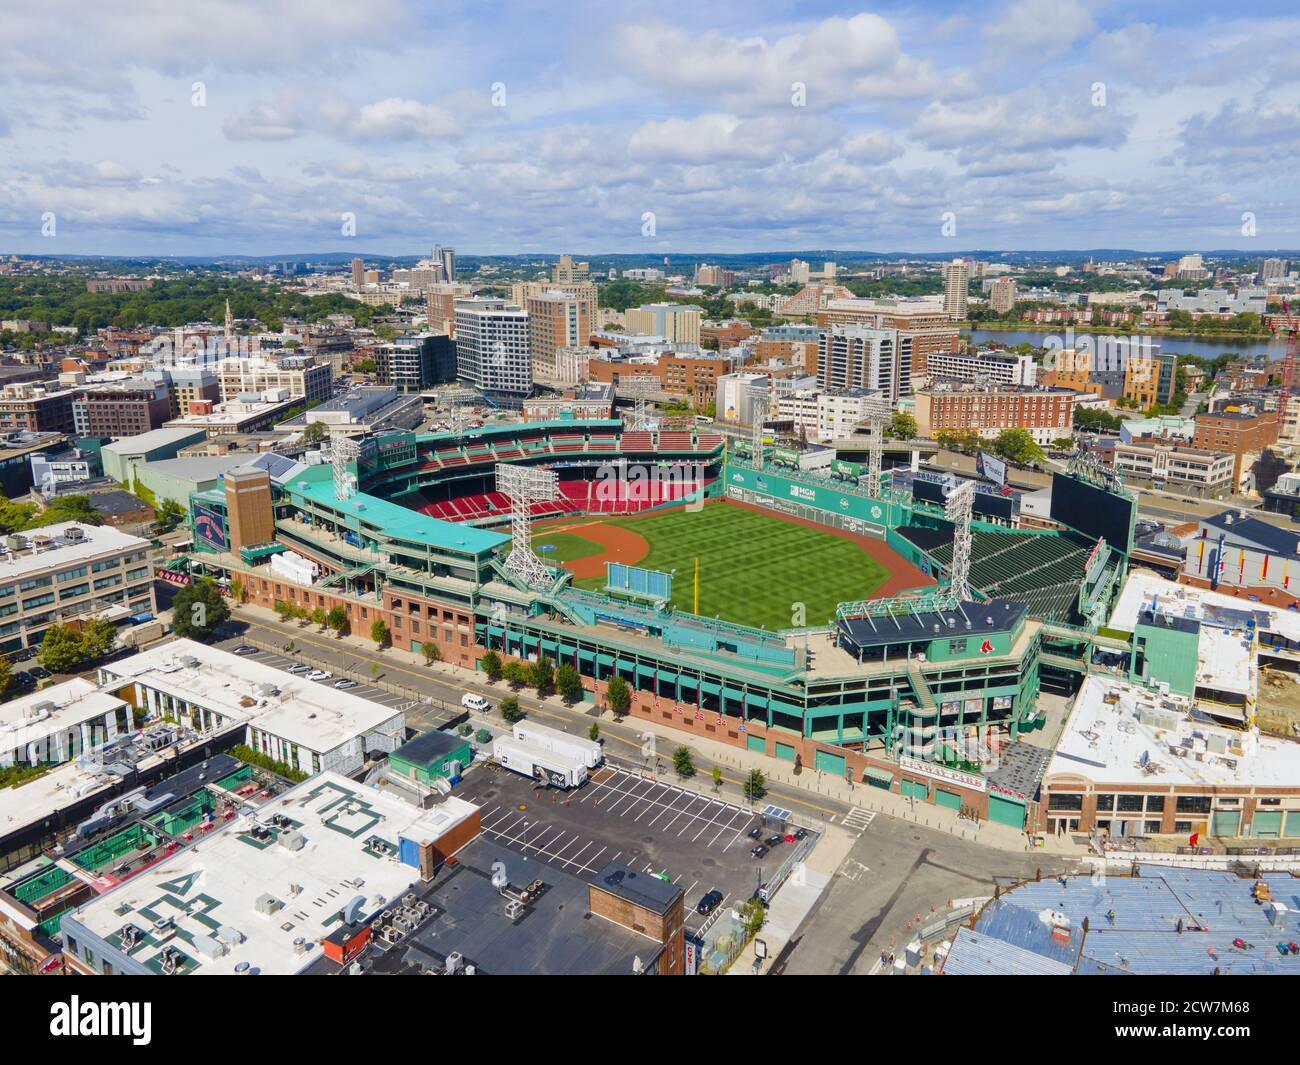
<box><xmin>434</xmin><ymin>245</ymin><xmax>456</xmax><ymax>283</ymax></box>
<box><xmin>525</xmin><ymin>291</ymin><xmax>591</xmax><ymax>382</ymax></box>
<box><xmin>374</xmin><ymin>333</ymin><xmax>456</xmax><ymax>393</ymax></box>
<box><xmin>350</xmin><ymin>258</ymin><xmax>365</xmax><ymax>291</ymax></box>
<box><xmin>942</xmin><ymin>259</ymin><xmax>970</xmax><ymax>320</ymax></box>
<box><xmin>426</xmin><ymin>283</ymin><xmax>475</xmax><ymax>336</ymax></box>
<box><xmin>988</xmin><ymin>276</ymin><xmax>1017</xmax><ymax>315</ymax></box>
<box><xmin>1260</xmin><ymin>257</ymin><xmax>1289</xmax><ymax>283</ymax></box>
<box><xmin>817</xmin><ymin>325</ymin><xmax>908</xmax><ymax>402</ymax></box>
<box><xmin>818</xmin><ymin>298</ymin><xmax>960</xmax><ymax>383</ymax></box>
<box><xmin>552</xmin><ymin>254</ymin><xmax>590</xmax><ymax>284</ymax></box>
<box><xmin>454</xmin><ymin>298</ymin><xmax>531</xmax><ymax>399</ymax></box>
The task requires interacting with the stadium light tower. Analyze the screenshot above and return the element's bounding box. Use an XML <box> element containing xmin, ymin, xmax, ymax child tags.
<box><xmin>861</xmin><ymin>395</ymin><xmax>894</xmax><ymax>499</ymax></box>
<box><xmin>497</xmin><ymin>463</ymin><xmax>559</xmax><ymax>588</ymax></box>
<box><xmin>944</xmin><ymin>479</ymin><xmax>976</xmax><ymax>602</ymax></box>
<box><xmin>331</xmin><ymin>435</ymin><xmax>362</xmax><ymax>501</ymax></box>
<box><xmin>750</xmin><ymin>394</ymin><xmax>769</xmax><ymax>463</ymax></box>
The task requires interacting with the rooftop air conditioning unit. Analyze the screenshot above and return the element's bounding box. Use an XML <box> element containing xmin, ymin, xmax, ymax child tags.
<box><xmin>446</xmin><ymin>951</ymin><xmax>464</xmax><ymax>974</ymax></box>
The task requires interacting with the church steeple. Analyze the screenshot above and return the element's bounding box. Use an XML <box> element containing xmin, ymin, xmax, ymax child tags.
<box><xmin>224</xmin><ymin>299</ymin><xmax>234</xmax><ymax>340</ymax></box>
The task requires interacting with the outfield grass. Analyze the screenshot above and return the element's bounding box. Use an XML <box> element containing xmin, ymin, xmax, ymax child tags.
<box><xmin>538</xmin><ymin>503</ymin><xmax>890</xmax><ymax>631</ymax></box>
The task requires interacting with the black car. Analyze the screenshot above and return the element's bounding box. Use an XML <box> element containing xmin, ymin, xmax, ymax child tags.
<box><xmin>29</xmin><ymin>666</ymin><xmax>50</xmax><ymax>680</ymax></box>
<box><xmin>751</xmin><ymin>844</ymin><xmax>768</xmax><ymax>859</ymax></box>
<box><xmin>747</xmin><ymin>826</ymin><xmax>762</xmax><ymax>840</ymax></box>
<box><xmin>695</xmin><ymin>889</ymin><xmax>724</xmax><ymax>915</ymax></box>
<box><xmin>9</xmin><ymin>671</ymin><xmax>35</xmax><ymax>689</ymax></box>
<box><xmin>764</xmin><ymin>835</ymin><xmax>783</xmax><ymax>848</ymax></box>
<box><xmin>792</xmin><ymin>827</ymin><xmax>808</xmax><ymax>841</ymax></box>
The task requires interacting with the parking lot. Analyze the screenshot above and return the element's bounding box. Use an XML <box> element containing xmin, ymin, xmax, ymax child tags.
<box><xmin>457</xmin><ymin>758</ymin><xmax>814</xmax><ymax>935</ymax></box>
<box><xmin>211</xmin><ymin>635</ymin><xmax>418</xmax><ymax>717</ymax></box>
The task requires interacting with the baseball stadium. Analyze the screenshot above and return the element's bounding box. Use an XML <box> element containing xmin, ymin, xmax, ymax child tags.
<box><xmin>181</xmin><ymin>418</ymin><xmax>1137</xmax><ymax>830</ymax></box>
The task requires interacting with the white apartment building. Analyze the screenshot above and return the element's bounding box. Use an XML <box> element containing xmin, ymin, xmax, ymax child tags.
<box><xmin>818</xmin><ymin>325</ymin><xmax>910</xmax><ymax>403</ymax></box>
<box><xmin>453</xmin><ymin>297</ymin><xmax>532</xmax><ymax>398</ymax></box>
<box><xmin>943</xmin><ymin>259</ymin><xmax>971</xmax><ymax>320</ymax></box>
<box><xmin>919</xmin><ymin>350</ymin><xmax>1037</xmax><ymax>388</ymax></box>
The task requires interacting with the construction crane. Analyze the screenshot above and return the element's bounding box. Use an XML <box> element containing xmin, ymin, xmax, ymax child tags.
<box><xmin>1270</xmin><ymin>297</ymin><xmax>1300</xmax><ymax>427</ymax></box>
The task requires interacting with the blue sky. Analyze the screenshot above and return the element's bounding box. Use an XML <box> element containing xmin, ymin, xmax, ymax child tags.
<box><xmin>2</xmin><ymin>0</ymin><xmax>1298</xmax><ymax>256</ymax></box>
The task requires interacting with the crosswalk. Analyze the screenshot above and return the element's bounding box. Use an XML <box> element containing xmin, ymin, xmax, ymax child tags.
<box><xmin>841</xmin><ymin>807</ymin><xmax>876</xmax><ymax>836</ymax></box>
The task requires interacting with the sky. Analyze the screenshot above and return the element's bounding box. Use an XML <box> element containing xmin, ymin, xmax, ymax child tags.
<box><xmin>2</xmin><ymin>0</ymin><xmax>1299</xmax><ymax>258</ymax></box>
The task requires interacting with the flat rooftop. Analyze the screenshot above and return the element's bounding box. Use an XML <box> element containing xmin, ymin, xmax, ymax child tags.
<box><xmin>0</xmin><ymin>521</ymin><xmax>148</xmax><ymax>580</ymax></box>
<box><xmin>0</xmin><ymin>678</ymin><xmax>127</xmax><ymax>755</ymax></box>
<box><xmin>101</xmin><ymin>639</ymin><xmax>403</xmax><ymax>754</ymax></box>
<box><xmin>359</xmin><ymin>837</ymin><xmax>660</xmax><ymax>977</ymax></box>
<box><xmin>1110</xmin><ymin>570</ymin><xmax>1300</xmax><ymax>644</ymax></box>
<box><xmin>64</xmin><ymin>773</ymin><xmax>478</xmax><ymax>975</ymax></box>
<box><xmin>1045</xmin><ymin>675</ymin><xmax>1300</xmax><ymax>788</ymax></box>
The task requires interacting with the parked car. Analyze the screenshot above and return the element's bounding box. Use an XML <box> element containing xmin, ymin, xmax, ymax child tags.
<box><xmin>233</xmin><ymin>645</ymin><xmax>257</xmax><ymax>656</ymax></box>
<box><xmin>750</xmin><ymin>844</ymin><xmax>768</xmax><ymax>859</ymax></box>
<box><xmin>747</xmin><ymin>826</ymin><xmax>762</xmax><ymax>840</ymax></box>
<box><xmin>461</xmin><ymin>693</ymin><xmax>490</xmax><ymax>712</ymax></box>
<box><xmin>10</xmin><ymin>671</ymin><xmax>35</xmax><ymax>690</ymax></box>
<box><xmin>29</xmin><ymin>666</ymin><xmax>50</xmax><ymax>680</ymax></box>
<box><xmin>332</xmin><ymin>678</ymin><xmax>358</xmax><ymax>690</ymax></box>
<box><xmin>787</xmin><ymin>827</ymin><xmax>808</xmax><ymax>842</ymax></box>
<box><xmin>764</xmin><ymin>835</ymin><xmax>783</xmax><ymax>848</ymax></box>
<box><xmin>306</xmin><ymin>670</ymin><xmax>332</xmax><ymax>682</ymax></box>
<box><xmin>695</xmin><ymin>889</ymin><xmax>724</xmax><ymax>915</ymax></box>
<box><xmin>286</xmin><ymin>663</ymin><xmax>311</xmax><ymax>675</ymax></box>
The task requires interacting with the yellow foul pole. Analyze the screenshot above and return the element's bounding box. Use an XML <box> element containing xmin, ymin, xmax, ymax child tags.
<box><xmin>694</xmin><ymin>556</ymin><xmax>699</xmax><ymax>614</ymax></box>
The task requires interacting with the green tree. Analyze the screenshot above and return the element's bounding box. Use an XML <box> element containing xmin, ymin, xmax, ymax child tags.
<box><xmin>422</xmin><ymin>641</ymin><xmax>441</xmax><ymax>665</ymax></box>
<box><xmin>992</xmin><ymin>427</ymin><xmax>1045</xmax><ymax>466</ymax></box>
<box><xmin>310</xmin><ymin>607</ymin><xmax>327</xmax><ymax>628</ymax></box>
<box><xmin>480</xmin><ymin>649</ymin><xmax>503</xmax><ymax>681</ymax></box>
<box><xmin>38</xmin><ymin>624</ymin><xmax>88</xmax><ymax>674</ymax></box>
<box><xmin>588</xmin><ymin>721</ymin><xmax>601</xmax><ymax>743</ymax></box>
<box><xmin>605</xmin><ymin>674</ymin><xmax>631</xmax><ymax>716</ymax></box>
<box><xmin>82</xmin><ymin>618</ymin><xmax>118</xmax><ymax>660</ymax></box>
<box><xmin>711</xmin><ymin>764</ymin><xmax>723</xmax><ymax>792</ymax></box>
<box><xmin>326</xmin><ymin>606</ymin><xmax>347</xmax><ymax>636</ymax></box>
<box><xmin>155</xmin><ymin>498</ymin><xmax>186</xmax><ymax>533</ymax></box>
<box><xmin>530</xmin><ymin>655</ymin><xmax>555</xmax><ymax>697</ymax></box>
<box><xmin>0</xmin><ymin>656</ymin><xmax>9</xmax><ymax>700</ymax></box>
<box><xmin>499</xmin><ymin>695</ymin><xmax>522</xmax><ymax>723</ymax></box>
<box><xmin>556</xmin><ymin>662</ymin><xmax>582</xmax><ymax>703</ymax></box>
<box><xmin>475</xmin><ymin>728</ymin><xmax>493</xmax><ymax>744</ymax></box>
<box><xmin>744</xmin><ymin>768</ymin><xmax>767</xmax><ymax>801</ymax></box>
<box><xmin>370</xmin><ymin>619</ymin><xmax>389</xmax><ymax>648</ymax></box>
<box><xmin>672</xmin><ymin>746</ymin><xmax>695</xmax><ymax>777</ymax></box>
<box><xmin>171</xmin><ymin>578</ymin><xmax>229</xmax><ymax>640</ymax></box>
<box><xmin>886</xmin><ymin>411</ymin><xmax>917</xmax><ymax>440</ymax></box>
<box><xmin>302</xmin><ymin>421</ymin><xmax>329</xmax><ymax>445</ymax></box>
<box><xmin>503</xmin><ymin>661</ymin><xmax>529</xmax><ymax>689</ymax></box>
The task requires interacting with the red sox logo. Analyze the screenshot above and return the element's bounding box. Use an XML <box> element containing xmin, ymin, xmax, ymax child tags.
<box><xmin>980</xmin><ymin>639</ymin><xmax>993</xmax><ymax>655</ymax></box>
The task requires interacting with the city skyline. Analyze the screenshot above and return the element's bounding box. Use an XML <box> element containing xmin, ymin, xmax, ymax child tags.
<box><xmin>2</xmin><ymin>1</ymin><xmax>1299</xmax><ymax>256</ymax></box>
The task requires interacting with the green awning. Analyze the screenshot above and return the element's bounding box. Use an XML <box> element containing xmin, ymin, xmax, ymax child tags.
<box><xmin>636</xmin><ymin>663</ymin><xmax>655</xmax><ymax>677</ymax></box>
<box><xmin>656</xmin><ymin>669</ymin><xmax>678</xmax><ymax>684</ymax></box>
<box><xmin>596</xmin><ymin>653</ymin><xmax>614</xmax><ymax>667</ymax></box>
<box><xmin>578</xmin><ymin>648</ymin><xmax>595</xmax><ymax>662</ymax></box>
<box><xmin>722</xmin><ymin>687</ymin><xmax>743</xmax><ymax>703</ymax></box>
<box><xmin>745</xmin><ymin>694</ymin><xmax>769</xmax><ymax>709</ymax></box>
<box><xmin>486</xmin><ymin>626</ymin><xmax>504</xmax><ymax>637</ymax></box>
<box><xmin>701</xmin><ymin>681</ymin><xmax>721</xmax><ymax>696</ymax></box>
<box><xmin>864</xmin><ymin>766</ymin><xmax>894</xmax><ymax>784</ymax></box>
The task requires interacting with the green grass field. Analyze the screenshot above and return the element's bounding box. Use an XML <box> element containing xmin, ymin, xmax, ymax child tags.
<box><xmin>535</xmin><ymin>503</ymin><xmax>890</xmax><ymax>631</ymax></box>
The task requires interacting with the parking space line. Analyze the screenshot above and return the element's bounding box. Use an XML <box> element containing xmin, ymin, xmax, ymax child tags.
<box><xmin>647</xmin><ymin>789</ymin><xmax>695</xmax><ymax>829</ymax></box>
<box><xmin>632</xmin><ymin>784</ymin><xmax>672</xmax><ymax>823</ymax></box>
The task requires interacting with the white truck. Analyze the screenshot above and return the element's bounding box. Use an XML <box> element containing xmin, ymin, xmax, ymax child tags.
<box><xmin>511</xmin><ymin>721</ymin><xmax>603</xmax><ymax>769</ymax></box>
<box><xmin>492</xmin><ymin>736</ymin><xmax>588</xmax><ymax>789</ymax></box>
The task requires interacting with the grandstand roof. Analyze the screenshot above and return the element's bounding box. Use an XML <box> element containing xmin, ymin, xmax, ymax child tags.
<box><xmin>284</xmin><ymin>467</ymin><xmax>508</xmax><ymax>555</ymax></box>
<box><xmin>839</xmin><ymin>599</ymin><xmax>1025</xmax><ymax>650</ymax></box>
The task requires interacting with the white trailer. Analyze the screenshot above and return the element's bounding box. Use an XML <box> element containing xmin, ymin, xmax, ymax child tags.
<box><xmin>511</xmin><ymin>721</ymin><xmax>603</xmax><ymax>769</ymax></box>
<box><xmin>492</xmin><ymin>736</ymin><xmax>588</xmax><ymax>789</ymax></box>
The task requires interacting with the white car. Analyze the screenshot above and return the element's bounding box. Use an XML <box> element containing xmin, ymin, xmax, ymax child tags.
<box><xmin>461</xmin><ymin>693</ymin><xmax>490</xmax><ymax>712</ymax></box>
<box><xmin>306</xmin><ymin>670</ymin><xmax>332</xmax><ymax>681</ymax></box>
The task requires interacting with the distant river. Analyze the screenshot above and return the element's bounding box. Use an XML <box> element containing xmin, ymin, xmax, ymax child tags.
<box><xmin>967</xmin><ymin>327</ymin><xmax>1288</xmax><ymax>362</ymax></box>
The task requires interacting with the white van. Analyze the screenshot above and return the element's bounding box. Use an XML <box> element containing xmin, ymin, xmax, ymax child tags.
<box><xmin>461</xmin><ymin>693</ymin><xmax>490</xmax><ymax>712</ymax></box>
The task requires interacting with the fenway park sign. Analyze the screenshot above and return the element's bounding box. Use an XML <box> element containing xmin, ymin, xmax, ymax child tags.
<box><xmin>898</xmin><ymin>756</ymin><xmax>986</xmax><ymax>793</ymax></box>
